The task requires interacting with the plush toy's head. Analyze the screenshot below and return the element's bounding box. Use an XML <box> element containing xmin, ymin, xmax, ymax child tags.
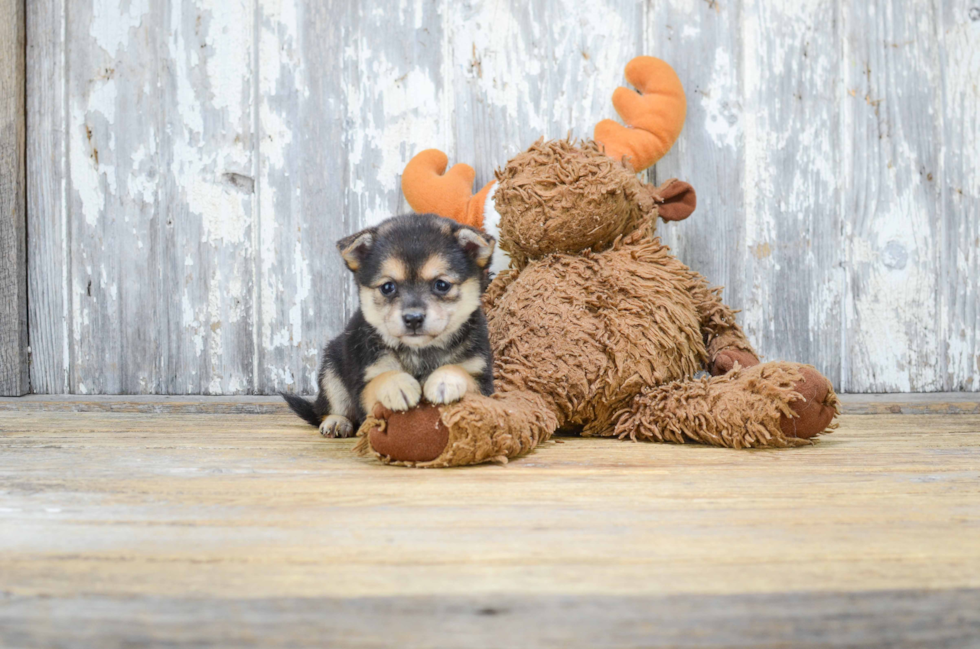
<box><xmin>401</xmin><ymin>56</ymin><xmax>696</xmax><ymax>266</ymax></box>
<box><xmin>493</xmin><ymin>139</ymin><xmax>659</xmax><ymax>263</ymax></box>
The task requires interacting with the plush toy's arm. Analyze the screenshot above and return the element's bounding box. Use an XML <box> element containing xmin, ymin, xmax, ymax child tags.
<box><xmin>691</xmin><ymin>281</ymin><xmax>760</xmax><ymax>376</ymax></box>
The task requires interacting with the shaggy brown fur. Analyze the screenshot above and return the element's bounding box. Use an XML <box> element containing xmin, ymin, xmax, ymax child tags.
<box><xmin>361</xmin><ymin>138</ymin><xmax>839</xmax><ymax>467</ymax></box>
<box><xmin>493</xmin><ymin>139</ymin><xmax>659</xmax><ymax>266</ymax></box>
<box><xmin>358</xmin><ymin>391</ymin><xmax>556</xmax><ymax>468</ymax></box>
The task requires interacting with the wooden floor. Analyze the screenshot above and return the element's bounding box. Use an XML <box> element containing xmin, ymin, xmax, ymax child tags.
<box><xmin>1</xmin><ymin>400</ymin><xmax>979</xmax><ymax>648</ymax></box>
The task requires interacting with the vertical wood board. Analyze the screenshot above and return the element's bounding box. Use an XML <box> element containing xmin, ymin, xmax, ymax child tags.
<box><xmin>939</xmin><ymin>4</ymin><xmax>980</xmax><ymax>391</ymax></box>
<box><xmin>841</xmin><ymin>0</ymin><xmax>945</xmax><ymax>392</ymax></box>
<box><xmin>736</xmin><ymin>0</ymin><xmax>843</xmax><ymax>383</ymax></box>
<box><xmin>26</xmin><ymin>0</ymin><xmax>69</xmax><ymax>394</ymax></box>
<box><xmin>1</xmin><ymin>0</ymin><xmax>28</xmax><ymax>396</ymax></box>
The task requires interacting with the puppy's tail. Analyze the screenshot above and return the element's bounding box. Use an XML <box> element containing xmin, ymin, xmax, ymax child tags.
<box><xmin>280</xmin><ymin>392</ymin><xmax>321</xmax><ymax>428</ymax></box>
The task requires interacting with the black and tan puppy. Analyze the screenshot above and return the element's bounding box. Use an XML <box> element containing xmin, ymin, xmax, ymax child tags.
<box><xmin>282</xmin><ymin>213</ymin><xmax>495</xmax><ymax>438</ymax></box>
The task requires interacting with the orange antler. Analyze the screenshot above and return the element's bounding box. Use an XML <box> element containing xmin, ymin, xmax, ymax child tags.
<box><xmin>401</xmin><ymin>149</ymin><xmax>493</xmax><ymax>229</ymax></box>
<box><xmin>594</xmin><ymin>56</ymin><xmax>687</xmax><ymax>172</ymax></box>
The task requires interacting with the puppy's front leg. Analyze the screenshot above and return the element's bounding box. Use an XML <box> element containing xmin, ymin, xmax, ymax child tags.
<box><xmin>423</xmin><ymin>365</ymin><xmax>479</xmax><ymax>405</ymax></box>
<box><xmin>362</xmin><ymin>371</ymin><xmax>422</xmax><ymax>412</ymax></box>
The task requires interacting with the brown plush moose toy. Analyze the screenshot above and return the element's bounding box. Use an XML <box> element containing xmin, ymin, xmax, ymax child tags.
<box><xmin>356</xmin><ymin>56</ymin><xmax>839</xmax><ymax>468</ymax></box>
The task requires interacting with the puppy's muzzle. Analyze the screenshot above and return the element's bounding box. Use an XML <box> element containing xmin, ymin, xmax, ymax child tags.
<box><xmin>402</xmin><ymin>309</ymin><xmax>425</xmax><ymax>333</ymax></box>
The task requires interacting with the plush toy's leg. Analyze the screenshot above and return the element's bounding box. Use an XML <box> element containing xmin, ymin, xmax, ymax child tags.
<box><xmin>613</xmin><ymin>362</ymin><xmax>839</xmax><ymax>448</ymax></box>
<box><xmin>356</xmin><ymin>390</ymin><xmax>558</xmax><ymax>468</ymax></box>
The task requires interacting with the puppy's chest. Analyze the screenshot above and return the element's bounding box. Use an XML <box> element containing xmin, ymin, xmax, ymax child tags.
<box><xmin>395</xmin><ymin>347</ymin><xmax>458</xmax><ymax>380</ymax></box>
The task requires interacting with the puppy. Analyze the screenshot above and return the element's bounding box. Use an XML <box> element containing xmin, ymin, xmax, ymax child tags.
<box><xmin>282</xmin><ymin>213</ymin><xmax>496</xmax><ymax>438</ymax></box>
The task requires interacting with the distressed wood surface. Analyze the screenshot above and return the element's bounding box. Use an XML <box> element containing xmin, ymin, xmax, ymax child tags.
<box><xmin>25</xmin><ymin>0</ymin><xmax>980</xmax><ymax>394</ymax></box>
<box><xmin>254</xmin><ymin>0</ymin><xmax>351</xmax><ymax>394</ymax></box>
<box><xmin>26</xmin><ymin>0</ymin><xmax>69</xmax><ymax>395</ymax></box>
<box><xmin>842</xmin><ymin>0</ymin><xmax>944</xmax><ymax>392</ymax></box>
<box><xmin>0</xmin><ymin>410</ymin><xmax>979</xmax><ymax>646</ymax></box>
<box><xmin>1</xmin><ymin>590</ymin><xmax>978</xmax><ymax>649</ymax></box>
<box><xmin>941</xmin><ymin>3</ymin><xmax>980</xmax><ymax>391</ymax></box>
<box><xmin>0</xmin><ymin>0</ymin><xmax>28</xmax><ymax>396</ymax></box>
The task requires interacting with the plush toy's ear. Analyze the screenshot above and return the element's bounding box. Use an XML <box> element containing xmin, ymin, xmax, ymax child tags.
<box><xmin>336</xmin><ymin>228</ymin><xmax>376</xmax><ymax>271</ymax></box>
<box><xmin>655</xmin><ymin>180</ymin><xmax>697</xmax><ymax>222</ymax></box>
<box><xmin>456</xmin><ymin>226</ymin><xmax>496</xmax><ymax>268</ymax></box>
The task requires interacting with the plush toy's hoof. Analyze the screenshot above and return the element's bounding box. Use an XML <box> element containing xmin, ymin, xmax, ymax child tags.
<box><xmin>367</xmin><ymin>403</ymin><xmax>450</xmax><ymax>463</ymax></box>
<box><xmin>780</xmin><ymin>367</ymin><xmax>837</xmax><ymax>439</ymax></box>
<box><xmin>710</xmin><ymin>349</ymin><xmax>760</xmax><ymax>376</ymax></box>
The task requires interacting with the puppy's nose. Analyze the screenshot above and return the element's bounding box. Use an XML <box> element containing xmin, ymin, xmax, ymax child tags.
<box><xmin>402</xmin><ymin>310</ymin><xmax>425</xmax><ymax>332</ymax></box>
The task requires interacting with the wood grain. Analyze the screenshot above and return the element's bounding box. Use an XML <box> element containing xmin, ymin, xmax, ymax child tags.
<box><xmin>0</xmin><ymin>0</ymin><xmax>28</xmax><ymax>396</ymax></box>
<box><xmin>737</xmin><ymin>0</ymin><xmax>843</xmax><ymax>384</ymax></box>
<box><xmin>254</xmin><ymin>0</ymin><xmax>351</xmax><ymax>395</ymax></box>
<box><xmin>842</xmin><ymin>0</ymin><xmax>944</xmax><ymax>392</ymax></box>
<box><xmin>0</xmin><ymin>410</ymin><xmax>978</xmax><ymax>646</ymax></box>
<box><xmin>1</xmin><ymin>590</ymin><xmax>978</xmax><ymax>648</ymax></box>
<box><xmin>939</xmin><ymin>4</ymin><xmax>980</xmax><ymax>391</ymax></box>
<box><xmin>26</xmin><ymin>0</ymin><xmax>69</xmax><ymax>394</ymax></box>
<box><xmin>62</xmin><ymin>0</ymin><xmax>257</xmax><ymax>394</ymax></box>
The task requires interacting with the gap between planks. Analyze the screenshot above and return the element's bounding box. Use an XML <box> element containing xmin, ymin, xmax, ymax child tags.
<box><xmin>0</xmin><ymin>392</ymin><xmax>978</xmax><ymax>415</ymax></box>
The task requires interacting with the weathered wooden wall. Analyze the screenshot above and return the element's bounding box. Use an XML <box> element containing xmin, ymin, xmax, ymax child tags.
<box><xmin>24</xmin><ymin>0</ymin><xmax>980</xmax><ymax>395</ymax></box>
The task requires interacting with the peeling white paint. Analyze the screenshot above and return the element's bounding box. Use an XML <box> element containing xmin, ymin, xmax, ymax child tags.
<box><xmin>70</xmin><ymin>107</ymin><xmax>103</xmax><ymax>228</ymax></box>
<box><xmin>701</xmin><ymin>49</ymin><xmax>739</xmax><ymax>150</ymax></box>
<box><xmin>90</xmin><ymin>0</ymin><xmax>149</xmax><ymax>55</ymax></box>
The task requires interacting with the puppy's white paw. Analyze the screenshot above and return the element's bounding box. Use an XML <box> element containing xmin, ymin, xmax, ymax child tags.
<box><xmin>423</xmin><ymin>367</ymin><xmax>471</xmax><ymax>405</ymax></box>
<box><xmin>319</xmin><ymin>415</ymin><xmax>354</xmax><ymax>439</ymax></box>
<box><xmin>376</xmin><ymin>372</ymin><xmax>422</xmax><ymax>411</ymax></box>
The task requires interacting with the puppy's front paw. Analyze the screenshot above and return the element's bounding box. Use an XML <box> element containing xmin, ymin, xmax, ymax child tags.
<box><xmin>376</xmin><ymin>372</ymin><xmax>422</xmax><ymax>411</ymax></box>
<box><xmin>423</xmin><ymin>366</ymin><xmax>472</xmax><ymax>405</ymax></box>
<box><xmin>319</xmin><ymin>415</ymin><xmax>354</xmax><ymax>438</ymax></box>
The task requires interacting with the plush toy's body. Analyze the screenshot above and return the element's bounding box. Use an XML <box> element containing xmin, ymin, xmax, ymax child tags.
<box><xmin>357</xmin><ymin>57</ymin><xmax>839</xmax><ymax>467</ymax></box>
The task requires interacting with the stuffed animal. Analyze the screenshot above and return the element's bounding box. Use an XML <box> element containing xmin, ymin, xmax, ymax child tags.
<box><xmin>355</xmin><ymin>56</ymin><xmax>839</xmax><ymax>467</ymax></box>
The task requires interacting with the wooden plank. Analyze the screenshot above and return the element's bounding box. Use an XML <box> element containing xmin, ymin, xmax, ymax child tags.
<box><xmin>64</xmin><ymin>0</ymin><xmax>256</xmax><ymax>394</ymax></box>
<box><xmin>1</xmin><ymin>589</ymin><xmax>978</xmax><ymax>649</ymax></box>
<box><xmin>0</xmin><ymin>0</ymin><xmax>28</xmax><ymax>396</ymax></box>
<box><xmin>252</xmin><ymin>0</ymin><xmax>352</xmax><ymax>395</ymax></box>
<box><xmin>842</xmin><ymin>0</ymin><xmax>944</xmax><ymax>391</ymax></box>
<box><xmin>645</xmin><ymin>0</ymin><xmax>742</xmax><ymax>315</ymax></box>
<box><xmin>1</xmin><ymin>392</ymin><xmax>978</xmax><ymax>415</ymax></box>
<box><xmin>26</xmin><ymin>0</ymin><xmax>69</xmax><ymax>394</ymax></box>
<box><xmin>939</xmin><ymin>5</ymin><xmax>980</xmax><ymax>391</ymax></box>
<box><xmin>735</xmin><ymin>0</ymin><xmax>843</xmax><ymax>384</ymax></box>
<box><xmin>0</xmin><ymin>411</ymin><xmax>978</xmax><ymax>647</ymax></box>
<box><xmin>450</xmin><ymin>0</ymin><xmax>643</xmax><ymax>192</ymax></box>
<box><xmin>838</xmin><ymin>392</ymin><xmax>980</xmax><ymax>415</ymax></box>
<box><xmin>0</xmin><ymin>394</ymin><xmax>292</xmax><ymax>414</ymax></box>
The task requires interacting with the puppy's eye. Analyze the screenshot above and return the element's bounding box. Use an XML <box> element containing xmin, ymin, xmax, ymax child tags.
<box><xmin>432</xmin><ymin>279</ymin><xmax>452</xmax><ymax>295</ymax></box>
<box><xmin>380</xmin><ymin>281</ymin><xmax>397</xmax><ymax>296</ymax></box>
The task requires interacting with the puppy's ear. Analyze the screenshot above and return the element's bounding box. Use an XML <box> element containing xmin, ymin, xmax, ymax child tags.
<box><xmin>337</xmin><ymin>228</ymin><xmax>376</xmax><ymax>272</ymax></box>
<box><xmin>456</xmin><ymin>227</ymin><xmax>495</xmax><ymax>268</ymax></box>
